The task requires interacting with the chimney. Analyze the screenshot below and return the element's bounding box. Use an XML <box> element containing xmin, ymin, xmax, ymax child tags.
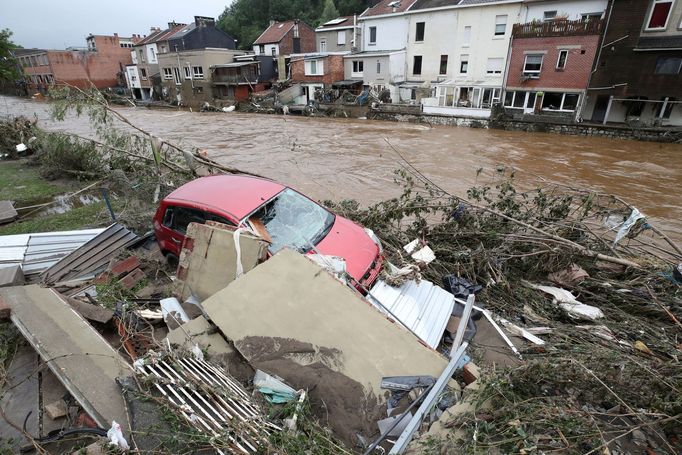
<box><xmin>194</xmin><ymin>16</ymin><xmax>215</xmax><ymax>28</ymax></box>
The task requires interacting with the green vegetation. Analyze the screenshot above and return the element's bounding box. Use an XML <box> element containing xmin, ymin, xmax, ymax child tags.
<box><xmin>0</xmin><ymin>160</ymin><xmax>74</xmax><ymax>203</ymax></box>
<box><xmin>0</xmin><ymin>28</ymin><xmax>21</xmax><ymax>83</ymax></box>
<box><xmin>217</xmin><ymin>0</ymin><xmax>367</xmax><ymax>49</ymax></box>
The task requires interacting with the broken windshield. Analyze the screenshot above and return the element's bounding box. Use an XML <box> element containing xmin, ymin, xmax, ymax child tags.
<box><xmin>247</xmin><ymin>188</ymin><xmax>335</xmax><ymax>254</ymax></box>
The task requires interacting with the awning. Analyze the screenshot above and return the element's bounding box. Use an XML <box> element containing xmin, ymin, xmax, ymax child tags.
<box><xmin>211</xmin><ymin>62</ymin><xmax>259</xmax><ymax>69</ymax></box>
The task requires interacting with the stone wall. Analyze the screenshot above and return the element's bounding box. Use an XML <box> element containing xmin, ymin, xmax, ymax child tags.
<box><xmin>368</xmin><ymin>109</ymin><xmax>682</xmax><ymax>142</ymax></box>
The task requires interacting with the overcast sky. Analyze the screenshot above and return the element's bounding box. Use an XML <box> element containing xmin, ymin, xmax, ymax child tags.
<box><xmin>2</xmin><ymin>0</ymin><xmax>233</xmax><ymax>49</ymax></box>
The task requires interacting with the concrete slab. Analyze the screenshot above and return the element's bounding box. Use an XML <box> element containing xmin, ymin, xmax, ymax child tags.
<box><xmin>0</xmin><ymin>264</ymin><xmax>24</xmax><ymax>288</ymax></box>
<box><xmin>165</xmin><ymin>315</ymin><xmax>235</xmax><ymax>358</ymax></box>
<box><xmin>175</xmin><ymin>221</ymin><xmax>268</xmax><ymax>301</ymax></box>
<box><xmin>201</xmin><ymin>249</ymin><xmax>448</xmax><ymax>444</ymax></box>
<box><xmin>0</xmin><ymin>285</ymin><xmax>132</xmax><ymax>432</ymax></box>
<box><xmin>0</xmin><ymin>200</ymin><xmax>18</xmax><ymax>224</ymax></box>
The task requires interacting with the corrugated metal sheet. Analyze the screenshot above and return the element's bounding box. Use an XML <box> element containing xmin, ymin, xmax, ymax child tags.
<box><xmin>368</xmin><ymin>279</ymin><xmax>455</xmax><ymax>349</ymax></box>
<box><xmin>41</xmin><ymin>223</ymin><xmax>138</xmax><ymax>284</ymax></box>
<box><xmin>0</xmin><ymin>228</ymin><xmax>105</xmax><ymax>277</ymax></box>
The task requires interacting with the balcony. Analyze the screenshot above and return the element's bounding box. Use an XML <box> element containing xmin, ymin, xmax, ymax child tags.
<box><xmin>211</xmin><ymin>63</ymin><xmax>259</xmax><ymax>86</ymax></box>
<box><xmin>512</xmin><ymin>19</ymin><xmax>603</xmax><ymax>39</ymax></box>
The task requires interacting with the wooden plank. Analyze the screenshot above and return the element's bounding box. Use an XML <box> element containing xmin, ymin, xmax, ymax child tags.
<box><xmin>0</xmin><ymin>285</ymin><xmax>131</xmax><ymax>431</ymax></box>
<box><xmin>0</xmin><ymin>201</ymin><xmax>18</xmax><ymax>225</ymax></box>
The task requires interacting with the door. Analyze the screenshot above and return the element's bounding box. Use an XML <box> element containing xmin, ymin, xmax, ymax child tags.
<box><xmin>591</xmin><ymin>95</ymin><xmax>610</xmax><ymax>123</ymax></box>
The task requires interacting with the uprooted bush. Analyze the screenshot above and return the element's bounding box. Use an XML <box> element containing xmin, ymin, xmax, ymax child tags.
<box><xmin>325</xmin><ymin>168</ymin><xmax>682</xmax><ymax>453</ymax></box>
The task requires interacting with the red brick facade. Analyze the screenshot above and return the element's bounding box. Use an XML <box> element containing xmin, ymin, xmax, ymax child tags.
<box><xmin>506</xmin><ymin>34</ymin><xmax>600</xmax><ymax>91</ymax></box>
<box><xmin>278</xmin><ymin>23</ymin><xmax>317</xmax><ymax>55</ymax></box>
<box><xmin>290</xmin><ymin>54</ymin><xmax>345</xmax><ymax>86</ymax></box>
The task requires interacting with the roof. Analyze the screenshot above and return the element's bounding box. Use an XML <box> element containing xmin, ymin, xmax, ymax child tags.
<box><xmin>361</xmin><ymin>0</ymin><xmax>417</xmax><ymax>17</ymax></box>
<box><xmin>457</xmin><ymin>0</ymin><xmax>517</xmax><ymax>5</ymax></box>
<box><xmin>410</xmin><ymin>0</ymin><xmax>460</xmax><ymax>9</ymax></box>
<box><xmin>316</xmin><ymin>16</ymin><xmax>355</xmax><ymax>30</ymax></box>
<box><xmin>164</xmin><ymin>175</ymin><xmax>285</xmax><ymax>220</ymax></box>
<box><xmin>137</xmin><ymin>23</ymin><xmax>187</xmax><ymax>46</ymax></box>
<box><xmin>13</xmin><ymin>48</ymin><xmax>47</xmax><ymax>55</ymax></box>
<box><xmin>342</xmin><ymin>49</ymin><xmax>405</xmax><ymax>57</ymax></box>
<box><xmin>253</xmin><ymin>21</ymin><xmax>296</xmax><ymax>45</ymax></box>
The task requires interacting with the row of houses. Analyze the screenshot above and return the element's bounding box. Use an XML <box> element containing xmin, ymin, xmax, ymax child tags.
<box><xmin>11</xmin><ymin>0</ymin><xmax>682</xmax><ymax>127</ymax></box>
<box><xmin>287</xmin><ymin>0</ymin><xmax>681</xmax><ymax>126</ymax></box>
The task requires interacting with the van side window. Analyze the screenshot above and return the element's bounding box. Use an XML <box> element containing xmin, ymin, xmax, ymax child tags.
<box><xmin>170</xmin><ymin>206</ymin><xmax>206</xmax><ymax>234</ymax></box>
<box><xmin>205</xmin><ymin>212</ymin><xmax>234</xmax><ymax>226</ymax></box>
<box><xmin>162</xmin><ymin>207</ymin><xmax>174</xmax><ymax>228</ymax></box>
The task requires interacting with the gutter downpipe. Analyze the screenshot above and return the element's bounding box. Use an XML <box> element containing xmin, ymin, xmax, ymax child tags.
<box><xmin>583</xmin><ymin>0</ymin><xmax>614</xmax><ymax>122</ymax></box>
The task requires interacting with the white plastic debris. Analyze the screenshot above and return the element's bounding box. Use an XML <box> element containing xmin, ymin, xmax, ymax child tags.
<box><xmin>308</xmin><ymin>254</ymin><xmax>347</xmax><ymax>282</ymax></box>
<box><xmin>107</xmin><ymin>420</ymin><xmax>130</xmax><ymax>450</ymax></box>
<box><xmin>614</xmin><ymin>208</ymin><xmax>645</xmax><ymax>245</ymax></box>
<box><xmin>222</xmin><ymin>105</ymin><xmax>236</xmax><ymax>112</ymax></box>
<box><xmin>526</xmin><ymin>282</ymin><xmax>605</xmax><ymax>321</ymax></box>
<box><xmin>191</xmin><ymin>343</ymin><xmax>204</xmax><ymax>361</ymax></box>
<box><xmin>403</xmin><ymin>239</ymin><xmax>420</xmax><ymax>254</ymax></box>
<box><xmin>160</xmin><ymin>297</ymin><xmax>189</xmax><ymax>325</ymax></box>
<box><xmin>403</xmin><ymin>238</ymin><xmax>436</xmax><ymax>264</ymax></box>
<box><xmin>15</xmin><ymin>143</ymin><xmax>27</xmax><ymax>152</ymax></box>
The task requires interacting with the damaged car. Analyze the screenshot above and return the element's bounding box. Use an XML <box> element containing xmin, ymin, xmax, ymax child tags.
<box><xmin>153</xmin><ymin>174</ymin><xmax>384</xmax><ymax>289</ymax></box>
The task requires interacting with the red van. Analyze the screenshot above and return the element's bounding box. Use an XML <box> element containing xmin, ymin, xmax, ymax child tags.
<box><xmin>152</xmin><ymin>174</ymin><xmax>384</xmax><ymax>289</ymax></box>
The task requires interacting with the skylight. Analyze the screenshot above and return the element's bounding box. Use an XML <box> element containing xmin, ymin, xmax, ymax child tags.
<box><xmin>323</xmin><ymin>18</ymin><xmax>347</xmax><ymax>26</ymax></box>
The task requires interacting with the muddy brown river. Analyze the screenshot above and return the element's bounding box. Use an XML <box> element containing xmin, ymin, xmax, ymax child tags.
<box><xmin>2</xmin><ymin>95</ymin><xmax>681</xmax><ymax>241</ymax></box>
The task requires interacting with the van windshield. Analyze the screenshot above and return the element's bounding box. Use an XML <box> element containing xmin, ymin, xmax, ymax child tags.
<box><xmin>247</xmin><ymin>188</ymin><xmax>335</xmax><ymax>254</ymax></box>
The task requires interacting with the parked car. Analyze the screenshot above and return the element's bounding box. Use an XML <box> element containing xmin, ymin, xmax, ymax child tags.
<box><xmin>153</xmin><ymin>174</ymin><xmax>384</xmax><ymax>289</ymax></box>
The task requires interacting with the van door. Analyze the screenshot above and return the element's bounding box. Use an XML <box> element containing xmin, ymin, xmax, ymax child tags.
<box><xmin>160</xmin><ymin>205</ymin><xmax>206</xmax><ymax>256</ymax></box>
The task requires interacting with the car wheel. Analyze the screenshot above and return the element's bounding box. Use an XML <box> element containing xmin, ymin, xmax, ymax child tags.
<box><xmin>165</xmin><ymin>252</ymin><xmax>179</xmax><ymax>270</ymax></box>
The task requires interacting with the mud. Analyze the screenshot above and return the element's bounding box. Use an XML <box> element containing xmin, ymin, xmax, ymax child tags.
<box><xmin>237</xmin><ymin>336</ymin><xmax>385</xmax><ymax>448</ymax></box>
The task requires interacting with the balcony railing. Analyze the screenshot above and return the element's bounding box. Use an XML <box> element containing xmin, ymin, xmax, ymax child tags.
<box><xmin>512</xmin><ymin>19</ymin><xmax>604</xmax><ymax>38</ymax></box>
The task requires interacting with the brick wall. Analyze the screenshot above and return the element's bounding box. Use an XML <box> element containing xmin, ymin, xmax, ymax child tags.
<box><xmin>279</xmin><ymin>22</ymin><xmax>317</xmax><ymax>55</ymax></box>
<box><xmin>506</xmin><ymin>35</ymin><xmax>600</xmax><ymax>91</ymax></box>
<box><xmin>290</xmin><ymin>55</ymin><xmax>345</xmax><ymax>86</ymax></box>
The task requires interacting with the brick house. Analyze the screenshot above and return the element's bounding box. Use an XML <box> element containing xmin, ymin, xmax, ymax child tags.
<box><xmin>252</xmin><ymin>20</ymin><xmax>316</xmax><ymax>57</ymax></box>
<box><xmin>315</xmin><ymin>16</ymin><xmax>361</xmax><ymax>53</ymax></box>
<box><xmin>15</xmin><ymin>33</ymin><xmax>140</xmax><ymax>91</ymax></box>
<box><xmin>290</xmin><ymin>53</ymin><xmax>347</xmax><ymax>103</ymax></box>
<box><xmin>583</xmin><ymin>0</ymin><xmax>682</xmax><ymax>126</ymax></box>
<box><xmin>504</xmin><ymin>18</ymin><xmax>605</xmax><ymax>120</ymax></box>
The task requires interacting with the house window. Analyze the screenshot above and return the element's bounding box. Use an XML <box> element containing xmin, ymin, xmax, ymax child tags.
<box><xmin>523</xmin><ymin>54</ymin><xmax>543</xmax><ymax>76</ymax></box>
<box><xmin>184</xmin><ymin>66</ymin><xmax>191</xmax><ymax>79</ymax></box>
<box><xmin>542</xmin><ymin>92</ymin><xmax>580</xmax><ymax>111</ymax></box>
<box><xmin>486</xmin><ymin>58</ymin><xmax>502</xmax><ymax>74</ymax></box>
<box><xmin>460</xmin><ymin>55</ymin><xmax>469</xmax><ymax>73</ymax></box>
<box><xmin>481</xmin><ymin>88</ymin><xmax>501</xmax><ymax>107</ymax></box>
<box><xmin>294</xmin><ymin>24</ymin><xmax>299</xmax><ymax>38</ymax></box>
<box><xmin>413</xmin><ymin>55</ymin><xmax>422</xmax><ymax>75</ymax></box>
<box><xmin>556</xmin><ymin>50</ymin><xmax>568</xmax><ymax>69</ymax></box>
<box><xmin>495</xmin><ymin>15</ymin><xmax>507</xmax><ymax>36</ymax></box>
<box><xmin>163</xmin><ymin>67</ymin><xmax>173</xmax><ymax>80</ymax></box>
<box><xmin>655</xmin><ymin>97</ymin><xmax>676</xmax><ymax>118</ymax></box>
<box><xmin>352</xmin><ymin>60</ymin><xmax>364</xmax><ymax>76</ymax></box>
<box><xmin>161</xmin><ymin>45</ymin><xmax>167</xmax><ymax>53</ymax></box>
<box><xmin>193</xmin><ymin>66</ymin><xmax>204</xmax><ymax>79</ymax></box>
<box><xmin>259</xmin><ymin>44</ymin><xmax>265</xmax><ymax>54</ymax></box>
<box><xmin>337</xmin><ymin>30</ymin><xmax>346</xmax><ymax>45</ymax></box>
<box><xmin>139</xmin><ymin>49</ymin><xmax>145</xmax><ymax>63</ymax></box>
<box><xmin>415</xmin><ymin>22</ymin><xmax>425</xmax><ymax>41</ymax></box>
<box><xmin>655</xmin><ymin>57</ymin><xmax>682</xmax><ymax>74</ymax></box>
<box><xmin>150</xmin><ymin>48</ymin><xmax>156</xmax><ymax>61</ymax></box>
<box><xmin>173</xmin><ymin>67</ymin><xmax>181</xmax><ymax>85</ymax></box>
<box><xmin>581</xmin><ymin>12</ymin><xmax>602</xmax><ymax>21</ymax></box>
<box><xmin>647</xmin><ymin>0</ymin><xmax>674</xmax><ymax>29</ymax></box>
<box><xmin>463</xmin><ymin>26</ymin><xmax>471</xmax><ymax>46</ymax></box>
<box><xmin>320</xmin><ymin>40</ymin><xmax>327</xmax><ymax>52</ymax></box>
<box><xmin>439</xmin><ymin>55</ymin><xmax>448</xmax><ymax>75</ymax></box>
<box><xmin>543</xmin><ymin>10</ymin><xmax>557</xmax><ymax>21</ymax></box>
<box><xmin>369</xmin><ymin>26</ymin><xmax>377</xmax><ymax>44</ymax></box>
<box><xmin>140</xmin><ymin>68</ymin><xmax>147</xmax><ymax>80</ymax></box>
<box><xmin>377</xmin><ymin>60</ymin><xmax>381</xmax><ymax>74</ymax></box>
<box><xmin>305</xmin><ymin>59</ymin><xmax>323</xmax><ymax>76</ymax></box>
<box><xmin>504</xmin><ymin>91</ymin><xmax>528</xmax><ymax>108</ymax></box>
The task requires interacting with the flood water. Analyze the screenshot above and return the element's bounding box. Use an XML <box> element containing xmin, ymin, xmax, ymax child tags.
<box><xmin>2</xmin><ymin>95</ymin><xmax>681</xmax><ymax>241</ymax></box>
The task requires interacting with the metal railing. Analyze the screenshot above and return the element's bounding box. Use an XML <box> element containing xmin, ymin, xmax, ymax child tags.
<box><xmin>512</xmin><ymin>19</ymin><xmax>604</xmax><ymax>38</ymax></box>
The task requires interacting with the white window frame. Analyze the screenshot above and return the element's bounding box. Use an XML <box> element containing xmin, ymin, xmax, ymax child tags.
<box><xmin>184</xmin><ymin>66</ymin><xmax>192</xmax><ymax>79</ymax></box>
<box><xmin>556</xmin><ymin>50</ymin><xmax>568</xmax><ymax>69</ymax></box>
<box><xmin>337</xmin><ymin>30</ymin><xmax>346</xmax><ymax>46</ymax></box>
<box><xmin>462</xmin><ymin>26</ymin><xmax>471</xmax><ymax>47</ymax></box>
<box><xmin>304</xmin><ymin>59</ymin><xmax>324</xmax><ymax>76</ymax></box>
<box><xmin>173</xmin><ymin>67</ymin><xmax>181</xmax><ymax>85</ymax></box>
<box><xmin>140</xmin><ymin>68</ymin><xmax>148</xmax><ymax>80</ymax></box>
<box><xmin>320</xmin><ymin>39</ymin><xmax>327</xmax><ymax>52</ymax></box>
<box><xmin>494</xmin><ymin>15</ymin><xmax>507</xmax><ymax>36</ymax></box>
<box><xmin>415</xmin><ymin>22</ymin><xmax>425</xmax><ymax>42</ymax></box>
<box><xmin>369</xmin><ymin>26</ymin><xmax>377</xmax><ymax>45</ymax></box>
<box><xmin>163</xmin><ymin>67</ymin><xmax>173</xmax><ymax>80</ymax></box>
<box><xmin>543</xmin><ymin>10</ymin><xmax>557</xmax><ymax>21</ymax></box>
<box><xmin>523</xmin><ymin>54</ymin><xmax>544</xmax><ymax>77</ymax></box>
<box><xmin>352</xmin><ymin>60</ymin><xmax>364</xmax><ymax>77</ymax></box>
<box><xmin>645</xmin><ymin>0</ymin><xmax>675</xmax><ymax>30</ymax></box>
<box><xmin>486</xmin><ymin>57</ymin><xmax>503</xmax><ymax>74</ymax></box>
<box><xmin>192</xmin><ymin>66</ymin><xmax>204</xmax><ymax>79</ymax></box>
<box><xmin>377</xmin><ymin>59</ymin><xmax>381</xmax><ymax>74</ymax></box>
<box><xmin>541</xmin><ymin>92</ymin><xmax>580</xmax><ymax>112</ymax></box>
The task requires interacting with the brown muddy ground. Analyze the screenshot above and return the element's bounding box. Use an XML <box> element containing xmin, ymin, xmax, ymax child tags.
<box><xmin>2</xmin><ymin>95</ymin><xmax>680</xmax><ymax>242</ymax></box>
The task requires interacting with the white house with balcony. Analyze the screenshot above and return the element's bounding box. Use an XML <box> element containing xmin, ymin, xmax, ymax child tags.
<box><xmin>344</xmin><ymin>0</ymin><xmax>417</xmax><ymax>101</ymax></box>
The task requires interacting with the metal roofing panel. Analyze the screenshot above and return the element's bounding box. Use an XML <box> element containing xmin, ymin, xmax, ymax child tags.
<box><xmin>368</xmin><ymin>279</ymin><xmax>454</xmax><ymax>349</ymax></box>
